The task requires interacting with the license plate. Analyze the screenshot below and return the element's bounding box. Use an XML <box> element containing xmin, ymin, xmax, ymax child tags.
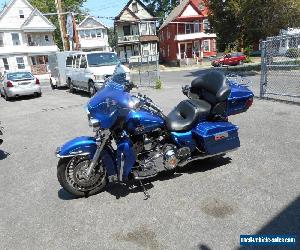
<box><xmin>19</xmin><ymin>82</ymin><xmax>31</xmax><ymax>85</ymax></box>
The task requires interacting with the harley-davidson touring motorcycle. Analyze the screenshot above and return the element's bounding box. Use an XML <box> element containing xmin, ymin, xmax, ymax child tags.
<box><xmin>56</xmin><ymin>67</ymin><xmax>253</xmax><ymax>198</ymax></box>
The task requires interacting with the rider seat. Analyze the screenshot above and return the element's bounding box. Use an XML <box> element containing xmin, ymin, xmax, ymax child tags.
<box><xmin>166</xmin><ymin>99</ymin><xmax>211</xmax><ymax>132</ymax></box>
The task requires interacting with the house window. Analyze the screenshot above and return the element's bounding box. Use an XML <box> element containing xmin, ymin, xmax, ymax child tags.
<box><xmin>16</xmin><ymin>57</ymin><xmax>25</xmax><ymax>69</ymax></box>
<box><xmin>12</xmin><ymin>33</ymin><xmax>20</xmax><ymax>46</ymax></box>
<box><xmin>19</xmin><ymin>10</ymin><xmax>24</xmax><ymax>18</ymax></box>
<box><xmin>132</xmin><ymin>2</ymin><xmax>138</xmax><ymax>13</ymax></box>
<box><xmin>91</xmin><ymin>29</ymin><xmax>96</xmax><ymax>38</ymax></box>
<box><xmin>45</xmin><ymin>35</ymin><xmax>49</xmax><ymax>42</ymax></box>
<box><xmin>203</xmin><ymin>19</ymin><xmax>210</xmax><ymax>31</ymax></box>
<box><xmin>0</xmin><ymin>32</ymin><xmax>4</xmax><ymax>47</ymax></box>
<box><xmin>185</xmin><ymin>23</ymin><xmax>192</xmax><ymax>34</ymax></box>
<box><xmin>161</xmin><ymin>31</ymin><xmax>164</xmax><ymax>41</ymax></box>
<box><xmin>211</xmin><ymin>39</ymin><xmax>216</xmax><ymax>51</ymax></box>
<box><xmin>96</xmin><ymin>29</ymin><xmax>102</xmax><ymax>38</ymax></box>
<box><xmin>66</xmin><ymin>56</ymin><xmax>73</xmax><ymax>67</ymax></box>
<box><xmin>2</xmin><ymin>58</ymin><xmax>9</xmax><ymax>70</ymax></box>
<box><xmin>194</xmin><ymin>21</ymin><xmax>200</xmax><ymax>33</ymax></box>
<box><xmin>203</xmin><ymin>40</ymin><xmax>210</xmax><ymax>52</ymax></box>
<box><xmin>150</xmin><ymin>23</ymin><xmax>156</xmax><ymax>35</ymax></box>
<box><xmin>167</xmin><ymin>45</ymin><xmax>170</xmax><ymax>57</ymax></box>
<box><xmin>30</xmin><ymin>56</ymin><xmax>37</xmax><ymax>65</ymax></box>
<box><xmin>140</xmin><ymin>23</ymin><xmax>147</xmax><ymax>35</ymax></box>
<box><xmin>84</xmin><ymin>30</ymin><xmax>91</xmax><ymax>38</ymax></box>
<box><xmin>194</xmin><ymin>40</ymin><xmax>200</xmax><ymax>51</ymax></box>
<box><xmin>123</xmin><ymin>25</ymin><xmax>131</xmax><ymax>36</ymax></box>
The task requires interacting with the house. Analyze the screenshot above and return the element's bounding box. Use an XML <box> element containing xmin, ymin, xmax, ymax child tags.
<box><xmin>114</xmin><ymin>0</ymin><xmax>159</xmax><ymax>62</ymax></box>
<box><xmin>159</xmin><ymin>0</ymin><xmax>217</xmax><ymax>65</ymax></box>
<box><xmin>0</xmin><ymin>0</ymin><xmax>58</xmax><ymax>75</ymax></box>
<box><xmin>77</xmin><ymin>16</ymin><xmax>110</xmax><ymax>52</ymax></box>
<box><xmin>278</xmin><ymin>28</ymin><xmax>300</xmax><ymax>55</ymax></box>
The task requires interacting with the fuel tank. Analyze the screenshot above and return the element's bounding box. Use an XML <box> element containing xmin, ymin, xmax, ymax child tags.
<box><xmin>126</xmin><ymin>109</ymin><xmax>165</xmax><ymax>134</ymax></box>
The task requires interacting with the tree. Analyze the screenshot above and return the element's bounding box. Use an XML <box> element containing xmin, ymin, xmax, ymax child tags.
<box><xmin>143</xmin><ymin>0</ymin><xmax>180</xmax><ymax>25</ymax></box>
<box><xmin>108</xmin><ymin>27</ymin><xmax>118</xmax><ymax>51</ymax></box>
<box><xmin>207</xmin><ymin>0</ymin><xmax>300</xmax><ymax>51</ymax></box>
<box><xmin>29</xmin><ymin>0</ymin><xmax>87</xmax><ymax>50</ymax></box>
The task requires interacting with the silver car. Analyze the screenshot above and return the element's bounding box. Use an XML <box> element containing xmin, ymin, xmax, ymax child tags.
<box><xmin>0</xmin><ymin>71</ymin><xmax>41</xmax><ymax>101</ymax></box>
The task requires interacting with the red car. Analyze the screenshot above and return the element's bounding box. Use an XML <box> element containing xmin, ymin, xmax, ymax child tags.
<box><xmin>212</xmin><ymin>52</ymin><xmax>246</xmax><ymax>67</ymax></box>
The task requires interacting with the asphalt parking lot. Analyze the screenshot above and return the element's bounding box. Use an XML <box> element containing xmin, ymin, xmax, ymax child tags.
<box><xmin>0</xmin><ymin>71</ymin><xmax>299</xmax><ymax>250</ymax></box>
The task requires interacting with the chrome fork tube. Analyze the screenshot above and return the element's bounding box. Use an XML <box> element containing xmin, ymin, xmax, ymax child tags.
<box><xmin>86</xmin><ymin>130</ymin><xmax>111</xmax><ymax>178</ymax></box>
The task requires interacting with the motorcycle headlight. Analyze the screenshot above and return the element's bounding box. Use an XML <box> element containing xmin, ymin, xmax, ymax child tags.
<box><xmin>89</xmin><ymin>118</ymin><xmax>100</xmax><ymax>132</ymax></box>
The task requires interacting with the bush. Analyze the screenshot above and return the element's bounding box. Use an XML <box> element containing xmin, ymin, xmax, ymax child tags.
<box><xmin>154</xmin><ymin>79</ymin><xmax>163</xmax><ymax>89</ymax></box>
<box><xmin>244</xmin><ymin>57</ymin><xmax>253</xmax><ymax>63</ymax></box>
<box><xmin>286</xmin><ymin>48</ymin><xmax>300</xmax><ymax>58</ymax></box>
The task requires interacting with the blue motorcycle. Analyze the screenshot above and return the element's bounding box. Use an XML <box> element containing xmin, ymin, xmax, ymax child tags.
<box><xmin>56</xmin><ymin>68</ymin><xmax>253</xmax><ymax>198</ymax></box>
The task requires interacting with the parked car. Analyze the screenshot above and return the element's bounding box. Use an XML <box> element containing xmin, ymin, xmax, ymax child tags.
<box><xmin>48</xmin><ymin>51</ymin><xmax>76</xmax><ymax>89</ymax></box>
<box><xmin>66</xmin><ymin>51</ymin><xmax>130</xmax><ymax>96</ymax></box>
<box><xmin>0</xmin><ymin>71</ymin><xmax>41</xmax><ymax>101</ymax></box>
<box><xmin>212</xmin><ymin>52</ymin><xmax>246</xmax><ymax>67</ymax></box>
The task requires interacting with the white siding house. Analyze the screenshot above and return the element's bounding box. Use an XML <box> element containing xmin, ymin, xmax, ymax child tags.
<box><xmin>77</xmin><ymin>16</ymin><xmax>110</xmax><ymax>52</ymax></box>
<box><xmin>0</xmin><ymin>0</ymin><xmax>58</xmax><ymax>74</ymax></box>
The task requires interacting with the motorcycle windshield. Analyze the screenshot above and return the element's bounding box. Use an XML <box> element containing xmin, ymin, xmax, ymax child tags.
<box><xmin>87</xmin><ymin>65</ymin><xmax>133</xmax><ymax>129</ymax></box>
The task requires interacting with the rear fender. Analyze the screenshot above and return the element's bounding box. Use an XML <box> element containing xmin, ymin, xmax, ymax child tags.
<box><xmin>56</xmin><ymin>136</ymin><xmax>118</xmax><ymax>177</ymax></box>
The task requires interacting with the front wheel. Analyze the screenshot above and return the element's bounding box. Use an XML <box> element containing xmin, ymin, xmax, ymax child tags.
<box><xmin>57</xmin><ymin>156</ymin><xmax>107</xmax><ymax>198</ymax></box>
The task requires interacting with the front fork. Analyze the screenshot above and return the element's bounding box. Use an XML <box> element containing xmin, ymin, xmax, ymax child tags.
<box><xmin>85</xmin><ymin>129</ymin><xmax>111</xmax><ymax>178</ymax></box>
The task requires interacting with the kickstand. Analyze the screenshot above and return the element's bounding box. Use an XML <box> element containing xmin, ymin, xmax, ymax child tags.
<box><xmin>139</xmin><ymin>180</ymin><xmax>150</xmax><ymax>200</ymax></box>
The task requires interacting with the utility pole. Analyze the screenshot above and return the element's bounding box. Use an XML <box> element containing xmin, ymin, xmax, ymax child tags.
<box><xmin>55</xmin><ymin>0</ymin><xmax>69</xmax><ymax>51</ymax></box>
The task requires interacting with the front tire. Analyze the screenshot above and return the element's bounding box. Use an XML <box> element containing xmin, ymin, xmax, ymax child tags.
<box><xmin>57</xmin><ymin>156</ymin><xmax>107</xmax><ymax>198</ymax></box>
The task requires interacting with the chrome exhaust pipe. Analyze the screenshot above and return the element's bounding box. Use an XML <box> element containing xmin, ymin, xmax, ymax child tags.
<box><xmin>177</xmin><ymin>149</ymin><xmax>237</xmax><ymax>167</ymax></box>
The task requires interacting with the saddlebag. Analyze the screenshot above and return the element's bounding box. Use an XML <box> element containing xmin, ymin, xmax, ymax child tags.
<box><xmin>227</xmin><ymin>83</ymin><xmax>253</xmax><ymax>116</ymax></box>
<box><xmin>193</xmin><ymin>122</ymin><xmax>240</xmax><ymax>155</ymax></box>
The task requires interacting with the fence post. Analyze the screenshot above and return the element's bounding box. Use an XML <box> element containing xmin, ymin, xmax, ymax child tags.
<box><xmin>260</xmin><ymin>41</ymin><xmax>267</xmax><ymax>98</ymax></box>
<box><xmin>156</xmin><ymin>53</ymin><xmax>160</xmax><ymax>81</ymax></box>
<box><xmin>138</xmin><ymin>56</ymin><xmax>141</xmax><ymax>86</ymax></box>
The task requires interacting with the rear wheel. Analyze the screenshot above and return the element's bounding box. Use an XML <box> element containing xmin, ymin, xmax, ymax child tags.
<box><xmin>4</xmin><ymin>91</ymin><xmax>10</xmax><ymax>101</ymax></box>
<box><xmin>88</xmin><ymin>81</ymin><xmax>96</xmax><ymax>97</ymax></box>
<box><xmin>50</xmin><ymin>79</ymin><xmax>56</xmax><ymax>90</ymax></box>
<box><xmin>57</xmin><ymin>156</ymin><xmax>107</xmax><ymax>198</ymax></box>
<box><xmin>69</xmin><ymin>79</ymin><xmax>75</xmax><ymax>93</ymax></box>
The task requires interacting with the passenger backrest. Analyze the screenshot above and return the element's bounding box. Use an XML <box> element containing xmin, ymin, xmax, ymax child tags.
<box><xmin>190</xmin><ymin>71</ymin><xmax>231</xmax><ymax>105</ymax></box>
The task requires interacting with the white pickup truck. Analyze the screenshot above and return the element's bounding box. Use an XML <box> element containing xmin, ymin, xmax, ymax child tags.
<box><xmin>65</xmin><ymin>51</ymin><xmax>130</xmax><ymax>96</ymax></box>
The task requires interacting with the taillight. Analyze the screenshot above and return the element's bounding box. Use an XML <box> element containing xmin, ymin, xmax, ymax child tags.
<box><xmin>35</xmin><ymin>78</ymin><xmax>40</xmax><ymax>85</ymax></box>
<box><xmin>245</xmin><ymin>97</ymin><xmax>253</xmax><ymax>108</ymax></box>
<box><xmin>7</xmin><ymin>81</ymin><xmax>13</xmax><ymax>88</ymax></box>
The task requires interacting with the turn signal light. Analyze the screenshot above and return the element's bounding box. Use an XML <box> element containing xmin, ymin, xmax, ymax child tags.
<box><xmin>245</xmin><ymin>98</ymin><xmax>253</xmax><ymax>108</ymax></box>
<box><xmin>7</xmin><ymin>81</ymin><xmax>13</xmax><ymax>88</ymax></box>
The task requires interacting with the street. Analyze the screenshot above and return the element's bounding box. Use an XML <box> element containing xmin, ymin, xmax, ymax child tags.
<box><xmin>0</xmin><ymin>69</ymin><xmax>299</xmax><ymax>250</ymax></box>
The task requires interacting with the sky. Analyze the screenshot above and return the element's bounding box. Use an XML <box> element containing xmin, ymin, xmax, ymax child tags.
<box><xmin>0</xmin><ymin>0</ymin><xmax>132</xmax><ymax>27</ymax></box>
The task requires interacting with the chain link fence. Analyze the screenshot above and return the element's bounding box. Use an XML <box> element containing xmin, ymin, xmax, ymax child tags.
<box><xmin>129</xmin><ymin>54</ymin><xmax>160</xmax><ymax>87</ymax></box>
<box><xmin>260</xmin><ymin>34</ymin><xmax>300</xmax><ymax>103</ymax></box>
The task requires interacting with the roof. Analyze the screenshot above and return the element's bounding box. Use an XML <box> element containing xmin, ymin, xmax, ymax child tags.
<box><xmin>77</xmin><ymin>16</ymin><xmax>108</xmax><ymax>30</ymax></box>
<box><xmin>21</xmin><ymin>8</ymin><xmax>56</xmax><ymax>31</ymax></box>
<box><xmin>0</xmin><ymin>0</ymin><xmax>33</xmax><ymax>20</ymax></box>
<box><xmin>159</xmin><ymin>0</ymin><xmax>203</xmax><ymax>30</ymax></box>
<box><xmin>115</xmin><ymin>0</ymin><xmax>155</xmax><ymax>21</ymax></box>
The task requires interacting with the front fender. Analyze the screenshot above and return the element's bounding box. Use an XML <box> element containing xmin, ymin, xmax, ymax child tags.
<box><xmin>56</xmin><ymin>136</ymin><xmax>97</xmax><ymax>158</ymax></box>
<box><xmin>56</xmin><ymin>136</ymin><xmax>118</xmax><ymax>177</ymax></box>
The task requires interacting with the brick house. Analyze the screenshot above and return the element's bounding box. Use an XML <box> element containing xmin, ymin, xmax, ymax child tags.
<box><xmin>159</xmin><ymin>0</ymin><xmax>217</xmax><ymax>65</ymax></box>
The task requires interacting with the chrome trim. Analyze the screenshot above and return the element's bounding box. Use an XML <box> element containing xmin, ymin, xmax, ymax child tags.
<box><xmin>177</xmin><ymin>149</ymin><xmax>237</xmax><ymax>167</ymax></box>
<box><xmin>56</xmin><ymin>152</ymin><xmax>90</xmax><ymax>158</ymax></box>
<box><xmin>119</xmin><ymin>153</ymin><xmax>124</xmax><ymax>182</ymax></box>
